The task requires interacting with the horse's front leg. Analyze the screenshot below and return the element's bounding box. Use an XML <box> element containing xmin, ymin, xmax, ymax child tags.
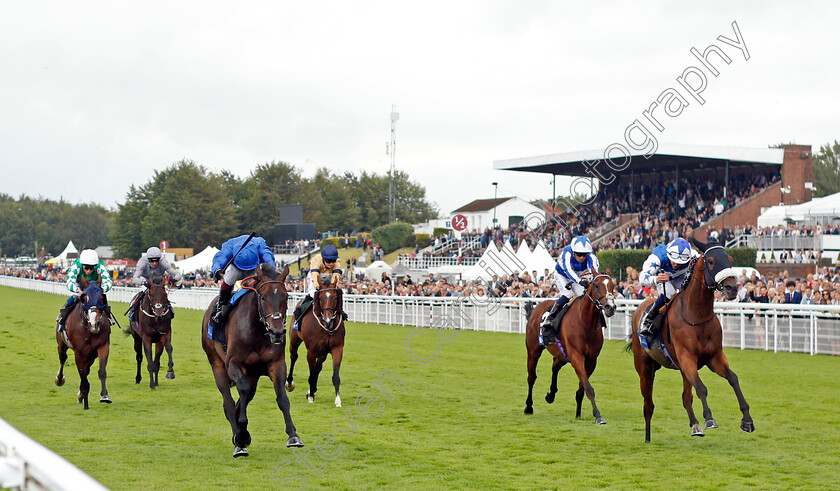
<box><xmin>708</xmin><ymin>351</ymin><xmax>755</xmax><ymax>432</ymax></box>
<box><xmin>76</xmin><ymin>358</ymin><xmax>91</xmax><ymax>410</ymax></box>
<box><xmin>132</xmin><ymin>331</ymin><xmax>143</xmax><ymax>384</ymax></box>
<box><xmin>305</xmin><ymin>350</ymin><xmax>323</xmax><ymax>403</ymax></box>
<box><xmin>227</xmin><ymin>361</ymin><xmax>254</xmax><ymax>456</ymax></box>
<box><xmin>55</xmin><ymin>336</ymin><xmax>68</xmax><ymax>386</ymax></box>
<box><xmin>269</xmin><ymin>360</ymin><xmax>303</xmax><ymax>447</ymax></box>
<box><xmin>524</xmin><ymin>346</ymin><xmax>542</xmax><ymax>415</ymax></box>
<box><xmin>569</xmin><ymin>353</ymin><xmax>605</xmax><ymax>425</ymax></box>
<box><xmin>152</xmin><ymin>339</ymin><xmax>165</xmax><ymax>387</ymax></box>
<box><xmin>142</xmin><ymin>336</ymin><xmax>157</xmax><ymax>389</ymax></box>
<box><xmin>331</xmin><ymin>346</ymin><xmax>343</xmax><ymax>407</ymax></box>
<box><xmin>97</xmin><ymin>343</ymin><xmax>112</xmax><ymax>403</ymax></box>
<box><xmin>679</xmin><ymin>362</ymin><xmax>710</xmax><ymax>437</ymax></box>
<box><xmin>286</xmin><ymin>330</ymin><xmax>303</xmax><ymax>392</ymax></box>
<box><xmin>164</xmin><ymin>332</ymin><xmax>175</xmax><ymax>379</ymax></box>
<box><xmin>208</xmin><ymin>357</ymin><xmax>238</xmax><ymax>453</ymax></box>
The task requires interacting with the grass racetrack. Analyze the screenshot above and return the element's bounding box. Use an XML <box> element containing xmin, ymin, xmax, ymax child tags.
<box><xmin>2</xmin><ymin>285</ymin><xmax>840</xmax><ymax>489</ymax></box>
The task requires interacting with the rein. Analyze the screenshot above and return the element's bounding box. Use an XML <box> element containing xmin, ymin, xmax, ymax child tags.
<box><xmin>313</xmin><ymin>287</ymin><xmax>345</xmax><ymax>333</ymax></box>
<box><xmin>680</xmin><ymin>246</ymin><xmax>734</xmax><ymax>326</ymax></box>
<box><xmin>140</xmin><ymin>283</ymin><xmax>170</xmax><ymax>320</ymax></box>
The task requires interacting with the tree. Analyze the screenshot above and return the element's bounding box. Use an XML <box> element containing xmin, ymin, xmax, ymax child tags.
<box><xmin>238</xmin><ymin>161</ymin><xmax>308</xmax><ymax>240</ymax></box>
<box><xmin>347</xmin><ymin>170</ymin><xmax>437</xmax><ymax>230</ymax></box>
<box><xmin>111</xmin><ymin>160</ymin><xmax>236</xmax><ymax>258</ymax></box>
<box><xmin>813</xmin><ymin>140</ymin><xmax>840</xmax><ymax>198</ymax></box>
<box><xmin>313</xmin><ymin>168</ymin><xmax>360</xmax><ymax>234</ymax></box>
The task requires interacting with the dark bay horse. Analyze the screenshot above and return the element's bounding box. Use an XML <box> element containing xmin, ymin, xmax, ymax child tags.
<box><xmin>630</xmin><ymin>239</ymin><xmax>755</xmax><ymax>442</ymax></box>
<box><xmin>55</xmin><ymin>278</ymin><xmax>111</xmax><ymax>409</ymax></box>
<box><xmin>524</xmin><ymin>272</ymin><xmax>616</xmax><ymax>423</ymax></box>
<box><xmin>287</xmin><ymin>275</ymin><xmax>346</xmax><ymax>407</ymax></box>
<box><xmin>128</xmin><ymin>274</ymin><xmax>175</xmax><ymax>389</ymax></box>
<box><xmin>201</xmin><ymin>264</ymin><xmax>303</xmax><ymax>458</ymax></box>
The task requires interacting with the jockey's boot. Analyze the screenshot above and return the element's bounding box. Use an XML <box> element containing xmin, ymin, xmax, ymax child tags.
<box><xmin>540</xmin><ymin>297</ymin><xmax>569</xmax><ymax>345</ymax></box>
<box><xmin>211</xmin><ymin>288</ymin><xmax>233</xmax><ymax>329</ymax></box>
<box><xmin>56</xmin><ymin>297</ymin><xmax>77</xmax><ymax>333</ymax></box>
<box><xmin>292</xmin><ymin>294</ymin><xmax>312</xmax><ymax>330</ymax></box>
<box><xmin>639</xmin><ymin>294</ymin><xmax>668</xmax><ymax>336</ymax></box>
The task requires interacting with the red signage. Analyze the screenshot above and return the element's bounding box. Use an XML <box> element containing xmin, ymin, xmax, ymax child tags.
<box><xmin>452</xmin><ymin>214</ymin><xmax>468</xmax><ymax>231</ymax></box>
<box><xmin>159</xmin><ymin>240</ymin><xmax>169</xmax><ymax>250</ymax></box>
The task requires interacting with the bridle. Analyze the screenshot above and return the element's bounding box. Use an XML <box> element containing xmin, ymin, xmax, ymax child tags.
<box><xmin>313</xmin><ymin>287</ymin><xmax>345</xmax><ymax>333</ymax></box>
<box><xmin>240</xmin><ymin>276</ymin><xmax>288</xmax><ymax>338</ymax></box>
<box><xmin>140</xmin><ymin>280</ymin><xmax>170</xmax><ymax>320</ymax></box>
<box><xmin>680</xmin><ymin>245</ymin><xmax>738</xmax><ymax>326</ymax></box>
<box><xmin>585</xmin><ymin>274</ymin><xmax>613</xmax><ymax>311</ymax></box>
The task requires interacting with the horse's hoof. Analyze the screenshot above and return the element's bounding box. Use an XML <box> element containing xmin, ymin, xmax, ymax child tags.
<box><xmin>740</xmin><ymin>420</ymin><xmax>755</xmax><ymax>433</ymax></box>
<box><xmin>165</xmin><ymin>371</ymin><xmax>175</xmax><ymax>380</ymax></box>
<box><xmin>595</xmin><ymin>417</ymin><xmax>607</xmax><ymax>425</ymax></box>
<box><xmin>306</xmin><ymin>390</ymin><xmax>314</xmax><ymax>404</ymax></box>
<box><xmin>287</xmin><ymin>436</ymin><xmax>304</xmax><ymax>447</ymax></box>
<box><xmin>545</xmin><ymin>393</ymin><xmax>555</xmax><ymax>404</ymax></box>
<box><xmin>135</xmin><ymin>376</ymin><xmax>141</xmax><ymax>384</ymax></box>
<box><xmin>335</xmin><ymin>396</ymin><xmax>342</xmax><ymax>408</ymax></box>
<box><xmin>286</xmin><ymin>381</ymin><xmax>295</xmax><ymax>392</ymax></box>
<box><xmin>524</xmin><ymin>406</ymin><xmax>533</xmax><ymax>415</ymax></box>
<box><xmin>233</xmin><ymin>446</ymin><xmax>249</xmax><ymax>458</ymax></box>
<box><xmin>55</xmin><ymin>376</ymin><xmax>65</xmax><ymax>387</ymax></box>
<box><xmin>100</xmin><ymin>395</ymin><xmax>112</xmax><ymax>404</ymax></box>
<box><xmin>691</xmin><ymin>424</ymin><xmax>705</xmax><ymax>437</ymax></box>
<box><xmin>704</xmin><ymin>419</ymin><xmax>719</xmax><ymax>429</ymax></box>
<box><xmin>77</xmin><ymin>391</ymin><xmax>83</xmax><ymax>403</ymax></box>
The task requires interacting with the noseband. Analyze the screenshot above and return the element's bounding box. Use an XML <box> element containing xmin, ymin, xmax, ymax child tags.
<box><xmin>585</xmin><ymin>274</ymin><xmax>613</xmax><ymax>311</ymax></box>
<box><xmin>241</xmin><ymin>277</ymin><xmax>288</xmax><ymax>333</ymax></box>
<box><xmin>314</xmin><ymin>287</ymin><xmax>344</xmax><ymax>333</ymax></box>
<box><xmin>140</xmin><ymin>282</ymin><xmax>170</xmax><ymax>320</ymax></box>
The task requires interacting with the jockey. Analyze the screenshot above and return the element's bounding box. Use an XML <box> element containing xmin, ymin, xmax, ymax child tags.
<box><xmin>127</xmin><ymin>246</ymin><xmax>183</xmax><ymax>324</ymax></box>
<box><xmin>540</xmin><ymin>236</ymin><xmax>599</xmax><ymax>345</ymax></box>
<box><xmin>56</xmin><ymin>249</ymin><xmax>113</xmax><ymax>332</ymax></box>
<box><xmin>638</xmin><ymin>238</ymin><xmax>701</xmax><ymax>336</ymax></box>
<box><xmin>208</xmin><ymin>234</ymin><xmax>276</xmax><ymax>344</ymax></box>
<box><xmin>292</xmin><ymin>244</ymin><xmax>342</xmax><ymax>330</ymax></box>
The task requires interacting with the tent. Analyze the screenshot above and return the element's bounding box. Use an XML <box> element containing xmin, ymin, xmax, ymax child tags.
<box><xmin>462</xmin><ymin>241</ymin><xmax>498</xmax><ymax>281</ymax></box>
<box><xmin>527</xmin><ymin>240</ymin><xmax>557</xmax><ymax>276</ymax></box>
<box><xmin>364</xmin><ymin>260</ymin><xmax>393</xmax><ymax>280</ymax></box>
<box><xmin>57</xmin><ymin>241</ymin><xmax>78</xmax><ymax>268</ymax></box>
<box><xmin>757</xmin><ymin>191</ymin><xmax>840</xmax><ymax>227</ymax></box>
<box><xmin>173</xmin><ymin>246</ymin><xmax>220</xmax><ymax>274</ymax></box>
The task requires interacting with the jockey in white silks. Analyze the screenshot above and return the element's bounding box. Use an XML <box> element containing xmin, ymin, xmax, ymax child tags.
<box><xmin>540</xmin><ymin>236</ymin><xmax>599</xmax><ymax>345</ymax></box>
<box><xmin>638</xmin><ymin>238</ymin><xmax>701</xmax><ymax>336</ymax></box>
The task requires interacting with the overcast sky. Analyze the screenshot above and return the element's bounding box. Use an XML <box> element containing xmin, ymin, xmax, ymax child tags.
<box><xmin>1</xmin><ymin>1</ymin><xmax>838</xmax><ymax>217</ymax></box>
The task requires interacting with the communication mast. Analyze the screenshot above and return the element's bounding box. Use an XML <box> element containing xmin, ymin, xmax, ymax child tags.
<box><xmin>387</xmin><ymin>105</ymin><xmax>399</xmax><ymax>223</ymax></box>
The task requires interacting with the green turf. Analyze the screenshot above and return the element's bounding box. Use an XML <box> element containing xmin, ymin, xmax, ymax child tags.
<box><xmin>1</xmin><ymin>285</ymin><xmax>839</xmax><ymax>490</ymax></box>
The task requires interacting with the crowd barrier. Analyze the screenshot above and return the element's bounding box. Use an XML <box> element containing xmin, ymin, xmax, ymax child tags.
<box><xmin>3</xmin><ymin>276</ymin><xmax>839</xmax><ymax>356</ymax></box>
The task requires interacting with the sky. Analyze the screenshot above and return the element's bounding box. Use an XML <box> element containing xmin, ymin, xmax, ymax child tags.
<box><xmin>1</xmin><ymin>1</ymin><xmax>838</xmax><ymax>217</ymax></box>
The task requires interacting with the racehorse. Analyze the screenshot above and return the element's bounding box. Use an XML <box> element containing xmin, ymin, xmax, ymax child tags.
<box><xmin>55</xmin><ymin>278</ymin><xmax>112</xmax><ymax>409</ymax></box>
<box><xmin>524</xmin><ymin>272</ymin><xmax>616</xmax><ymax>423</ymax></box>
<box><xmin>201</xmin><ymin>263</ymin><xmax>303</xmax><ymax>457</ymax></box>
<box><xmin>629</xmin><ymin>238</ymin><xmax>755</xmax><ymax>442</ymax></box>
<box><xmin>286</xmin><ymin>274</ymin><xmax>346</xmax><ymax>407</ymax></box>
<box><xmin>127</xmin><ymin>274</ymin><xmax>175</xmax><ymax>389</ymax></box>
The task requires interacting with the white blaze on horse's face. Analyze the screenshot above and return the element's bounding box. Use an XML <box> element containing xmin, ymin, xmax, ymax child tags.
<box><xmin>87</xmin><ymin>309</ymin><xmax>100</xmax><ymax>333</ymax></box>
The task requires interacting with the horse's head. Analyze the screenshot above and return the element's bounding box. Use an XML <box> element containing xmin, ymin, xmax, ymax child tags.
<box><xmin>314</xmin><ymin>274</ymin><xmax>343</xmax><ymax>333</ymax></box>
<box><xmin>690</xmin><ymin>237</ymin><xmax>738</xmax><ymax>300</ymax></box>
<box><xmin>145</xmin><ymin>274</ymin><xmax>170</xmax><ymax>322</ymax></box>
<box><xmin>80</xmin><ymin>281</ymin><xmax>108</xmax><ymax>334</ymax></box>
<box><xmin>251</xmin><ymin>263</ymin><xmax>290</xmax><ymax>344</ymax></box>
<box><xmin>586</xmin><ymin>270</ymin><xmax>616</xmax><ymax>317</ymax></box>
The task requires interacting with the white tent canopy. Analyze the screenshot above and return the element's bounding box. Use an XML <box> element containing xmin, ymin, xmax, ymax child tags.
<box><xmin>462</xmin><ymin>241</ymin><xmax>558</xmax><ymax>281</ymax></box>
<box><xmin>758</xmin><ymin>191</ymin><xmax>840</xmax><ymax>228</ymax></box>
<box><xmin>57</xmin><ymin>241</ymin><xmax>78</xmax><ymax>268</ymax></box>
<box><xmin>527</xmin><ymin>240</ymin><xmax>556</xmax><ymax>276</ymax></box>
<box><xmin>364</xmin><ymin>260</ymin><xmax>393</xmax><ymax>279</ymax></box>
<box><xmin>173</xmin><ymin>246</ymin><xmax>220</xmax><ymax>274</ymax></box>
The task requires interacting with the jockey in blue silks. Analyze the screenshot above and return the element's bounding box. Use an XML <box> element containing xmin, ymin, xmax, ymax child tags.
<box><xmin>540</xmin><ymin>236</ymin><xmax>599</xmax><ymax>345</ymax></box>
<box><xmin>638</xmin><ymin>237</ymin><xmax>701</xmax><ymax>336</ymax></box>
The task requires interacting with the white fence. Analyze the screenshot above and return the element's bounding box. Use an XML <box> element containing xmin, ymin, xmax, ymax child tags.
<box><xmin>3</xmin><ymin>276</ymin><xmax>840</xmax><ymax>356</ymax></box>
<box><xmin>0</xmin><ymin>417</ymin><xmax>107</xmax><ymax>490</ymax></box>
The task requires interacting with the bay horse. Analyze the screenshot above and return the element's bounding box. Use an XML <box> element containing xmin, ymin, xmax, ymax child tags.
<box><xmin>201</xmin><ymin>264</ymin><xmax>303</xmax><ymax>458</ymax></box>
<box><xmin>524</xmin><ymin>272</ymin><xmax>616</xmax><ymax>423</ymax></box>
<box><xmin>286</xmin><ymin>274</ymin><xmax>346</xmax><ymax>407</ymax></box>
<box><xmin>629</xmin><ymin>238</ymin><xmax>755</xmax><ymax>442</ymax></box>
<box><xmin>127</xmin><ymin>274</ymin><xmax>175</xmax><ymax>389</ymax></box>
<box><xmin>55</xmin><ymin>278</ymin><xmax>112</xmax><ymax>409</ymax></box>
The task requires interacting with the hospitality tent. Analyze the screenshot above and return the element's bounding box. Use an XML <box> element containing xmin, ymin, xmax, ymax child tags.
<box><xmin>57</xmin><ymin>241</ymin><xmax>78</xmax><ymax>268</ymax></box>
<box><xmin>757</xmin><ymin>191</ymin><xmax>840</xmax><ymax>227</ymax></box>
<box><xmin>173</xmin><ymin>246</ymin><xmax>220</xmax><ymax>274</ymax></box>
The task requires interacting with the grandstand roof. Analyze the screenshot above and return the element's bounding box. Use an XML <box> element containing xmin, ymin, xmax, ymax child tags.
<box><xmin>493</xmin><ymin>143</ymin><xmax>784</xmax><ymax>177</ymax></box>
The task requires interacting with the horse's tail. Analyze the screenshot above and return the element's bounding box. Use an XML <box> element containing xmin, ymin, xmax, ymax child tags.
<box><xmin>523</xmin><ymin>301</ymin><xmax>534</xmax><ymax>320</ymax></box>
<box><xmin>623</xmin><ymin>340</ymin><xmax>633</xmax><ymax>353</ymax></box>
<box><xmin>122</xmin><ymin>325</ymin><xmax>135</xmax><ymax>337</ymax></box>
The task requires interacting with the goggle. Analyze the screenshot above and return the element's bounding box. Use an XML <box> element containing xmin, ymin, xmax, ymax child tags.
<box><xmin>668</xmin><ymin>251</ymin><xmax>691</xmax><ymax>262</ymax></box>
<box><xmin>82</xmin><ymin>264</ymin><xmax>95</xmax><ymax>270</ymax></box>
<box><xmin>574</xmin><ymin>252</ymin><xmax>588</xmax><ymax>258</ymax></box>
<box><xmin>149</xmin><ymin>258</ymin><xmax>160</xmax><ymax>263</ymax></box>
<box><xmin>323</xmin><ymin>258</ymin><xmax>337</xmax><ymax>263</ymax></box>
